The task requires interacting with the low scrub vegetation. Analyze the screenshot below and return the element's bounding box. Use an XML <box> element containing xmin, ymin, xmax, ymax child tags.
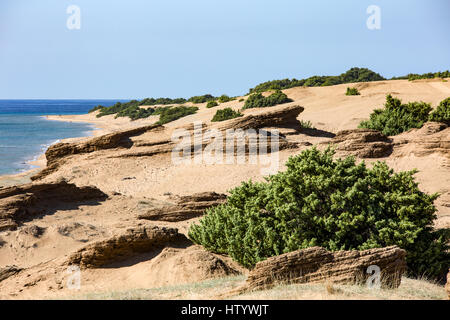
<box><xmin>189</xmin><ymin>147</ymin><xmax>449</xmax><ymax>280</ymax></box>
<box><xmin>359</xmin><ymin>95</ymin><xmax>432</xmax><ymax>136</ymax></box>
<box><xmin>157</xmin><ymin>106</ymin><xmax>199</xmax><ymax>125</ymax></box>
<box><xmin>392</xmin><ymin>70</ymin><xmax>450</xmax><ymax>81</ymax></box>
<box><xmin>217</xmin><ymin>95</ymin><xmax>235</xmax><ymax>103</ymax></box>
<box><xmin>346</xmin><ymin>87</ymin><xmax>360</xmax><ymax>96</ymax></box>
<box><xmin>248</xmin><ymin>68</ymin><xmax>385</xmax><ymax>93</ymax></box>
<box><xmin>211</xmin><ymin>108</ymin><xmax>243</xmax><ymax>122</ymax></box>
<box><xmin>429</xmin><ymin>97</ymin><xmax>450</xmax><ymax>124</ymax></box>
<box><xmin>206</xmin><ymin>101</ymin><xmax>219</xmax><ymax>109</ymax></box>
<box><xmin>188</xmin><ymin>94</ymin><xmax>216</xmax><ymax>104</ymax></box>
<box><xmin>243</xmin><ymin>90</ymin><xmax>292</xmax><ymax>109</ymax></box>
<box><xmin>115</xmin><ymin>105</ymin><xmax>155</xmax><ymax>121</ymax></box>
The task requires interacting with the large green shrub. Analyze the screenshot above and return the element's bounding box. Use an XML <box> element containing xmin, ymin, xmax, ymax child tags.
<box><xmin>189</xmin><ymin>148</ymin><xmax>449</xmax><ymax>279</ymax></box>
<box><xmin>243</xmin><ymin>90</ymin><xmax>292</xmax><ymax>109</ymax></box>
<box><xmin>211</xmin><ymin>108</ymin><xmax>243</xmax><ymax>122</ymax></box>
<box><xmin>429</xmin><ymin>97</ymin><xmax>450</xmax><ymax>124</ymax></box>
<box><xmin>156</xmin><ymin>106</ymin><xmax>199</xmax><ymax>125</ymax></box>
<box><xmin>359</xmin><ymin>95</ymin><xmax>432</xmax><ymax>136</ymax></box>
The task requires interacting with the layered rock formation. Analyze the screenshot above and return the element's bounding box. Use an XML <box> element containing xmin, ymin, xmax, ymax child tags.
<box><xmin>217</xmin><ymin>104</ymin><xmax>304</xmax><ymax>131</ymax></box>
<box><xmin>138</xmin><ymin>192</ymin><xmax>227</xmax><ymax>222</ymax></box>
<box><xmin>393</xmin><ymin>122</ymin><xmax>450</xmax><ymax>158</ymax></box>
<box><xmin>0</xmin><ymin>180</ymin><xmax>107</xmax><ymax>231</ymax></box>
<box><xmin>324</xmin><ymin>129</ymin><xmax>393</xmax><ymax>158</ymax></box>
<box><xmin>65</xmin><ymin>225</ymin><xmax>187</xmax><ymax>268</ymax></box>
<box><xmin>0</xmin><ymin>266</ymin><xmax>22</xmax><ymax>283</ymax></box>
<box><xmin>237</xmin><ymin>246</ymin><xmax>406</xmax><ymax>293</ymax></box>
<box><xmin>31</xmin><ymin>125</ymin><xmax>163</xmax><ymax>181</ymax></box>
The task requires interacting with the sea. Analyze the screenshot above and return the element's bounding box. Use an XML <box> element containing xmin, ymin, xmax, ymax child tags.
<box><xmin>0</xmin><ymin>99</ymin><xmax>126</xmax><ymax>176</ymax></box>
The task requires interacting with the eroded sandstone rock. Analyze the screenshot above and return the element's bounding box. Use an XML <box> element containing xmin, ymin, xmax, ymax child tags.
<box><xmin>0</xmin><ymin>180</ymin><xmax>107</xmax><ymax>231</ymax></box>
<box><xmin>238</xmin><ymin>246</ymin><xmax>406</xmax><ymax>293</ymax></box>
<box><xmin>138</xmin><ymin>192</ymin><xmax>227</xmax><ymax>222</ymax></box>
<box><xmin>64</xmin><ymin>225</ymin><xmax>187</xmax><ymax>268</ymax></box>
<box><xmin>324</xmin><ymin>129</ymin><xmax>393</xmax><ymax>158</ymax></box>
<box><xmin>31</xmin><ymin>125</ymin><xmax>163</xmax><ymax>181</ymax></box>
<box><xmin>393</xmin><ymin>122</ymin><xmax>450</xmax><ymax>158</ymax></box>
<box><xmin>0</xmin><ymin>266</ymin><xmax>22</xmax><ymax>283</ymax></box>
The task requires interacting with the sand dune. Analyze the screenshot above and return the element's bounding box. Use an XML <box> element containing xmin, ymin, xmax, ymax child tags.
<box><xmin>0</xmin><ymin>78</ymin><xmax>449</xmax><ymax>299</ymax></box>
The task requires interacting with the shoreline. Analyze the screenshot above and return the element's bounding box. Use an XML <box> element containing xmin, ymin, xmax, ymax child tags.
<box><xmin>0</xmin><ymin>111</ymin><xmax>155</xmax><ymax>188</ymax></box>
<box><xmin>0</xmin><ymin>114</ymin><xmax>104</xmax><ymax>188</ymax></box>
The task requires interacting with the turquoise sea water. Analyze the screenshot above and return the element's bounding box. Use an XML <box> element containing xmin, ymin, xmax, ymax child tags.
<box><xmin>0</xmin><ymin>100</ymin><xmax>126</xmax><ymax>176</ymax></box>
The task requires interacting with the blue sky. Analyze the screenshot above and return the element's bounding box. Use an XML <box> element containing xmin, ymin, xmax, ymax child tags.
<box><xmin>1</xmin><ymin>0</ymin><xmax>449</xmax><ymax>99</ymax></box>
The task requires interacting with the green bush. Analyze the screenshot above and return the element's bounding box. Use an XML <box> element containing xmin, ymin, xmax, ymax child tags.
<box><xmin>206</xmin><ymin>101</ymin><xmax>219</xmax><ymax>109</ymax></box>
<box><xmin>189</xmin><ymin>147</ymin><xmax>449</xmax><ymax>279</ymax></box>
<box><xmin>88</xmin><ymin>105</ymin><xmax>105</xmax><ymax>113</ymax></box>
<box><xmin>115</xmin><ymin>105</ymin><xmax>155</xmax><ymax>120</ymax></box>
<box><xmin>346</xmin><ymin>87</ymin><xmax>360</xmax><ymax>96</ymax></box>
<box><xmin>156</xmin><ymin>106</ymin><xmax>199</xmax><ymax>125</ymax></box>
<box><xmin>243</xmin><ymin>90</ymin><xmax>292</xmax><ymax>109</ymax></box>
<box><xmin>211</xmin><ymin>108</ymin><xmax>243</xmax><ymax>122</ymax></box>
<box><xmin>429</xmin><ymin>97</ymin><xmax>450</xmax><ymax>124</ymax></box>
<box><xmin>188</xmin><ymin>94</ymin><xmax>216</xmax><ymax>104</ymax></box>
<box><xmin>299</xmin><ymin>120</ymin><xmax>313</xmax><ymax>129</ymax></box>
<box><xmin>218</xmin><ymin>95</ymin><xmax>235</xmax><ymax>103</ymax></box>
<box><xmin>359</xmin><ymin>95</ymin><xmax>432</xmax><ymax>136</ymax></box>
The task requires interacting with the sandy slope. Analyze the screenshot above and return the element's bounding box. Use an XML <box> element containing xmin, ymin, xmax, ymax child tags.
<box><xmin>0</xmin><ymin>78</ymin><xmax>449</xmax><ymax>299</ymax></box>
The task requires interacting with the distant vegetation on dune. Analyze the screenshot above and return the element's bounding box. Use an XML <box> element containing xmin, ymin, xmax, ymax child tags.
<box><xmin>88</xmin><ymin>68</ymin><xmax>449</xmax><ymax>120</ymax></box>
<box><xmin>247</xmin><ymin>67</ymin><xmax>385</xmax><ymax>94</ymax></box>
<box><xmin>206</xmin><ymin>101</ymin><xmax>219</xmax><ymax>109</ymax></box>
<box><xmin>211</xmin><ymin>108</ymin><xmax>243</xmax><ymax>122</ymax></box>
<box><xmin>243</xmin><ymin>90</ymin><xmax>292</xmax><ymax>109</ymax></box>
<box><xmin>359</xmin><ymin>95</ymin><xmax>449</xmax><ymax>136</ymax></box>
<box><xmin>188</xmin><ymin>94</ymin><xmax>216</xmax><ymax>104</ymax></box>
<box><xmin>217</xmin><ymin>95</ymin><xmax>235</xmax><ymax>103</ymax></box>
<box><xmin>391</xmin><ymin>70</ymin><xmax>450</xmax><ymax>81</ymax></box>
<box><xmin>156</xmin><ymin>106</ymin><xmax>199</xmax><ymax>125</ymax></box>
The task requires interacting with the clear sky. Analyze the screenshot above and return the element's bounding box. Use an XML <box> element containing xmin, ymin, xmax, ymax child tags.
<box><xmin>1</xmin><ymin>0</ymin><xmax>449</xmax><ymax>99</ymax></box>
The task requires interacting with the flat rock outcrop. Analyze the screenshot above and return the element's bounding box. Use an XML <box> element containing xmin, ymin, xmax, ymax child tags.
<box><xmin>238</xmin><ymin>246</ymin><xmax>406</xmax><ymax>293</ymax></box>
<box><xmin>324</xmin><ymin>129</ymin><xmax>393</xmax><ymax>158</ymax></box>
<box><xmin>31</xmin><ymin>125</ymin><xmax>162</xmax><ymax>181</ymax></box>
<box><xmin>0</xmin><ymin>180</ymin><xmax>107</xmax><ymax>231</ymax></box>
<box><xmin>217</xmin><ymin>104</ymin><xmax>304</xmax><ymax>131</ymax></box>
<box><xmin>138</xmin><ymin>192</ymin><xmax>227</xmax><ymax>222</ymax></box>
<box><xmin>64</xmin><ymin>225</ymin><xmax>187</xmax><ymax>268</ymax></box>
<box><xmin>393</xmin><ymin>122</ymin><xmax>450</xmax><ymax>158</ymax></box>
